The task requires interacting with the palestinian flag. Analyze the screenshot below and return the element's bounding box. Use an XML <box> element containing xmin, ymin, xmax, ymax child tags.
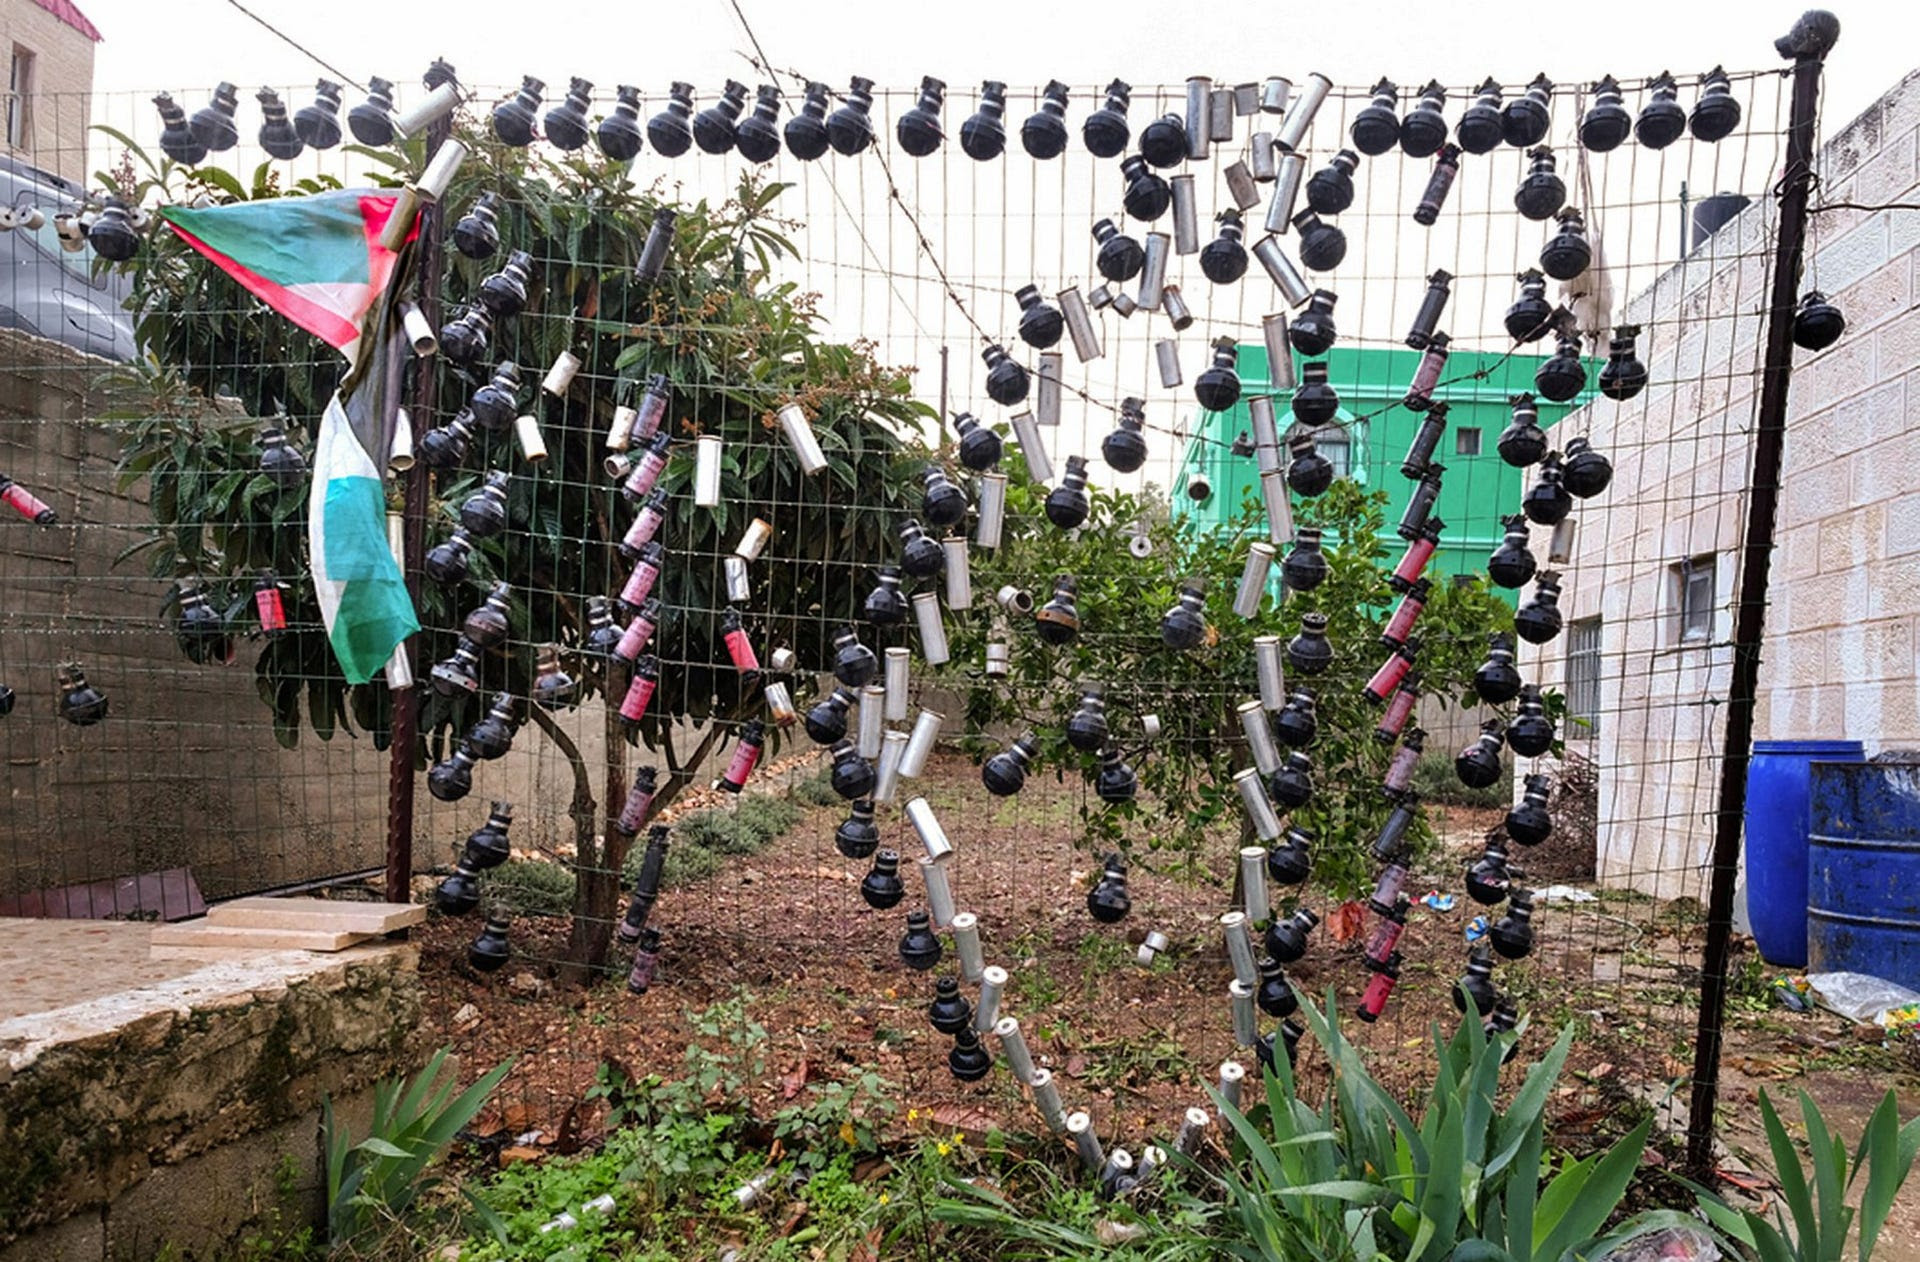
<box><xmin>158</xmin><ymin>189</ymin><xmax>413</xmax><ymax>361</ymax></box>
<box><xmin>307</xmin><ymin>295</ymin><xmax>420</xmax><ymax>683</ymax></box>
<box><xmin>160</xmin><ymin>189</ymin><xmax>421</xmax><ymax>682</ymax></box>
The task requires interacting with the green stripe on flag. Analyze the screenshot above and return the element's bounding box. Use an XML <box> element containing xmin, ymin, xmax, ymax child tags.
<box><xmin>323</xmin><ymin>474</ymin><xmax>418</xmax><ymax>683</ymax></box>
<box><xmin>162</xmin><ymin>192</ymin><xmax>372</xmax><ymax>287</ymax></box>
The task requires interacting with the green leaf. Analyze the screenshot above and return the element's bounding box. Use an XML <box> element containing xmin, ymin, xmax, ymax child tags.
<box><xmin>194</xmin><ymin>166</ymin><xmax>249</xmax><ymax>203</ymax></box>
<box><xmin>1761</xmin><ymin>1090</ymin><xmax>1820</xmax><ymax>1255</ymax></box>
<box><xmin>1695</xmin><ymin>1193</ymin><xmax>1757</xmax><ymax>1247</ymax></box>
<box><xmin>1274</xmin><ymin>1180</ymin><xmax>1394</xmax><ymax>1204</ymax></box>
<box><xmin>354</xmin><ymin>1136</ymin><xmax>413</xmax><ymax>1159</ymax></box>
<box><xmin>1506</xmin><ymin>1113</ymin><xmax>1544</xmax><ymax>1258</ymax></box>
<box><xmin>1415</xmin><ymin>1088</ymin><xmax>1466</xmax><ymax>1261</ymax></box>
<box><xmin>459</xmin><ymin>1185</ymin><xmax>509</xmax><ymax>1244</ymax></box>
<box><xmin>1534</xmin><ymin>1118</ymin><xmax>1650</xmax><ymax>1262</ymax></box>
<box><xmin>1801</xmin><ymin>1089</ymin><xmax>1848</xmax><ymax>1261</ymax></box>
<box><xmin>1491</xmin><ymin>1025</ymin><xmax>1576</xmax><ymax>1177</ymax></box>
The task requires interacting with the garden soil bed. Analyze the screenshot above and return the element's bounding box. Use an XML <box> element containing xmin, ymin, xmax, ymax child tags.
<box><xmin>413</xmin><ymin>752</ymin><xmax>1920</xmax><ymax>1254</ymax></box>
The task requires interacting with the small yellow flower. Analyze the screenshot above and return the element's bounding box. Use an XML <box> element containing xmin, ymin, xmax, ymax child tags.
<box><xmin>951</xmin><ymin>1132</ymin><xmax>965</xmax><ymax>1147</ymax></box>
<box><xmin>879</xmin><ymin>1193</ymin><xmax>890</xmax><ymax>1205</ymax></box>
<box><xmin>936</xmin><ymin>1142</ymin><xmax>950</xmax><ymax>1157</ymax></box>
<box><xmin>908</xmin><ymin>1108</ymin><xmax>920</xmax><ymax>1122</ymax></box>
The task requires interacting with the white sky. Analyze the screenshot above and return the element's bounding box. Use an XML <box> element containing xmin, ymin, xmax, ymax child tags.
<box><xmin>84</xmin><ymin>0</ymin><xmax>1910</xmax><ymax>142</ymax></box>
<box><xmin>66</xmin><ymin>0</ymin><xmax>1918</xmax><ymax>482</ymax></box>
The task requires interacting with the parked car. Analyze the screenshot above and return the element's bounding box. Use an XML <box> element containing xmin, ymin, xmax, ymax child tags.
<box><xmin>0</xmin><ymin>156</ymin><xmax>137</xmax><ymax>361</ymax></box>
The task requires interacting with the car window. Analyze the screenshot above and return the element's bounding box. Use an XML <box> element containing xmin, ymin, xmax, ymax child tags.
<box><xmin>18</xmin><ymin>218</ymin><xmax>105</xmax><ymax>285</ymax></box>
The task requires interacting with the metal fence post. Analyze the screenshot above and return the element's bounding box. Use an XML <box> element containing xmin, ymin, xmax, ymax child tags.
<box><xmin>1686</xmin><ymin>11</ymin><xmax>1837</xmax><ymax>1175</ymax></box>
<box><xmin>385</xmin><ymin>98</ymin><xmax>453</xmax><ymax>907</ymax></box>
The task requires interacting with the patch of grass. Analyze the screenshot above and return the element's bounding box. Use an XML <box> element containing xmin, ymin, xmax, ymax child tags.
<box><xmin>1076</xmin><ymin>1033</ymin><xmax>1192</xmax><ymax>1091</ymax></box>
<box><xmin>1799</xmin><ymin>1041</ymin><xmax>1904</xmax><ymax>1073</ymax></box>
<box><xmin>483</xmin><ymin>859</ymin><xmax>577</xmax><ymax>917</ymax></box>
<box><xmin>990</xmin><ymin>790</ymin><xmax>1080</xmax><ymax>829</ymax></box>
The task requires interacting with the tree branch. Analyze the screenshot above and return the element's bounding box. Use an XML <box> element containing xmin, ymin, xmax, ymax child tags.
<box><xmin>525</xmin><ymin>704</ymin><xmax>597</xmax><ymax>858</ymax></box>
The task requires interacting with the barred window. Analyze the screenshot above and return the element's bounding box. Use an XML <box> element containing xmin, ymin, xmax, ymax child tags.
<box><xmin>1567</xmin><ymin>617</ymin><xmax>1602</xmax><ymax>736</ymax></box>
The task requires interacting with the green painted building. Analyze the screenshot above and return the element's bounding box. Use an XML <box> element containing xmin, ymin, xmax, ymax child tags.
<box><xmin>1175</xmin><ymin>341</ymin><xmax>1581</xmax><ymax>599</ymax></box>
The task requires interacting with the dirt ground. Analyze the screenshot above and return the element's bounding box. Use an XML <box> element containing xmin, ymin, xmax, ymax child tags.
<box><xmin>415</xmin><ymin>752</ymin><xmax>1920</xmax><ymax>1255</ymax></box>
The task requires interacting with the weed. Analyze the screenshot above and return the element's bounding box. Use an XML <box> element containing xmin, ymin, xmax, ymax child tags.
<box><xmin>1726</xmin><ymin>944</ymin><xmax>1775</xmax><ymax>1013</ymax></box>
<box><xmin>1012</xmin><ymin>961</ymin><xmax>1062</xmax><ymax>1010</ymax></box>
<box><xmin>1076</xmin><ymin>1033</ymin><xmax>1192</xmax><ymax>1091</ymax></box>
<box><xmin>481</xmin><ymin>859</ymin><xmax>576</xmax><ymax>917</ymax></box>
<box><xmin>1073</xmin><ymin>929</ymin><xmax>1132</xmax><ymax>976</ymax></box>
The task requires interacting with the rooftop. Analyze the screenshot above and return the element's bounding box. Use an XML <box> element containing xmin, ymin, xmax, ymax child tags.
<box><xmin>30</xmin><ymin>0</ymin><xmax>102</xmax><ymax>43</ymax></box>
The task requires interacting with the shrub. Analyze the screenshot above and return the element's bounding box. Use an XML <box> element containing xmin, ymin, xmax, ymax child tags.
<box><xmin>672</xmin><ymin>809</ymin><xmax>760</xmax><ymax>857</ymax></box>
<box><xmin>733</xmin><ymin>795</ymin><xmax>803</xmax><ymax>845</ymax></box>
<box><xmin>622</xmin><ymin>795</ymin><xmax>811</xmax><ymax>889</ymax></box>
<box><xmin>1411</xmin><ymin>748</ymin><xmax>1513</xmax><ymax>810</ymax></box>
<box><xmin>482</xmin><ymin>860</ymin><xmax>577</xmax><ymax>918</ymax></box>
<box><xmin>788</xmin><ymin>767</ymin><xmax>841</xmax><ymax>807</ymax></box>
<box><xmin>660</xmin><ymin>844</ymin><xmax>726</xmax><ymax>889</ymax></box>
<box><xmin>324</xmin><ymin>1048</ymin><xmax>512</xmax><ymax>1251</ymax></box>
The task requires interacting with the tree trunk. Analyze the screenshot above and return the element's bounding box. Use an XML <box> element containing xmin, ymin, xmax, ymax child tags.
<box><xmin>544</xmin><ymin>700</ymin><xmax>759</xmax><ymax>984</ymax></box>
<box><xmin>524</xmin><ymin>707</ymin><xmax>606</xmax><ymax>985</ymax></box>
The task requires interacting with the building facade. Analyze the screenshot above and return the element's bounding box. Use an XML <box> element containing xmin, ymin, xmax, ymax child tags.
<box><xmin>1176</xmin><ymin>342</ymin><xmax>1580</xmax><ymax>595</ymax></box>
<box><xmin>1534</xmin><ymin>68</ymin><xmax>1920</xmax><ymax>899</ymax></box>
<box><xmin>0</xmin><ymin>0</ymin><xmax>98</xmax><ymax>187</ymax></box>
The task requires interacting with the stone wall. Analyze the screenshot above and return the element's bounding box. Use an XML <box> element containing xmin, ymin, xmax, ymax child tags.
<box><xmin>0</xmin><ymin>938</ymin><xmax>422</xmax><ymax>1260</ymax></box>
<box><xmin>1533</xmin><ymin>69</ymin><xmax>1920</xmax><ymax>898</ymax></box>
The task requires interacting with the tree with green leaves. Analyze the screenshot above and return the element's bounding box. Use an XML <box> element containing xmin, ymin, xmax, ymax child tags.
<box><xmin>941</xmin><ymin>466</ymin><xmax>1517</xmax><ymax>901</ymax></box>
<box><xmin>101</xmin><ymin>124</ymin><xmax>928</xmax><ymax>976</ymax></box>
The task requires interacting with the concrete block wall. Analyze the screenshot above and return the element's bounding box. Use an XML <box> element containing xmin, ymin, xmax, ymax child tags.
<box><xmin>0</xmin><ymin>329</ymin><xmax>395</xmax><ymax>900</ymax></box>
<box><xmin>0</xmin><ymin>323</ymin><xmax>758</xmax><ymax>901</ymax></box>
<box><xmin>1533</xmin><ymin>68</ymin><xmax>1920</xmax><ymax>899</ymax></box>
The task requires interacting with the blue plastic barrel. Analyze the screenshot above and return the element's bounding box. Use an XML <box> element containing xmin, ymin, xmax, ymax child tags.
<box><xmin>1809</xmin><ymin>761</ymin><xmax>1920</xmax><ymax>991</ymax></box>
<box><xmin>1746</xmin><ymin>740</ymin><xmax>1865</xmax><ymax>966</ymax></box>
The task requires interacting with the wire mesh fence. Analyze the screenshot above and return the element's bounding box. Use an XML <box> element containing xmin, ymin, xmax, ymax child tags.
<box><xmin>0</xmin><ymin>55</ymin><xmax>1839</xmax><ymax>1170</ymax></box>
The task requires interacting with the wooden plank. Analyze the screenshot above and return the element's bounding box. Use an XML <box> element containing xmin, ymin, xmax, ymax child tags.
<box><xmin>149</xmin><ymin>922</ymin><xmax>372</xmax><ymax>952</ymax></box>
<box><xmin>206</xmin><ymin>898</ymin><xmax>424</xmax><ymax>935</ymax></box>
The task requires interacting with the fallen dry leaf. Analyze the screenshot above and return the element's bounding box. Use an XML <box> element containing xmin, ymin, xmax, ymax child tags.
<box><xmin>781</xmin><ymin>1058</ymin><xmax>812</xmax><ymax>1099</ymax></box>
<box><xmin>1328</xmin><ymin>900</ymin><xmax>1368</xmax><ymax>943</ymax></box>
<box><xmin>497</xmin><ymin>1146</ymin><xmax>542</xmax><ymax>1166</ymax></box>
<box><xmin>849</xmin><ymin>1226</ymin><xmax>884</xmax><ymax>1262</ymax></box>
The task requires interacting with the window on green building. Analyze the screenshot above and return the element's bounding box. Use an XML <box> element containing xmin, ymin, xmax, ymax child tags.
<box><xmin>1455</xmin><ymin>427</ymin><xmax>1481</xmax><ymax>456</ymax></box>
<box><xmin>1288</xmin><ymin>422</ymin><xmax>1352</xmax><ymax>480</ymax></box>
